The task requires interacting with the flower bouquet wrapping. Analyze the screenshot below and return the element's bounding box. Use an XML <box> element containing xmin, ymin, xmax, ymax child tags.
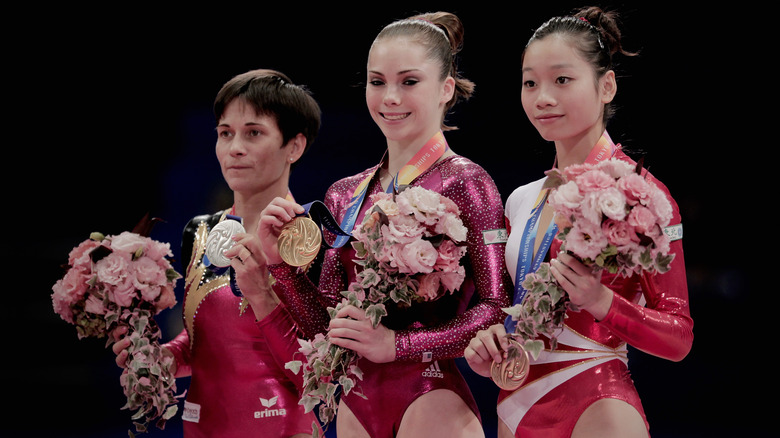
<box><xmin>51</xmin><ymin>217</ymin><xmax>182</xmax><ymax>435</ymax></box>
<box><xmin>502</xmin><ymin>157</ymin><xmax>676</xmax><ymax>366</ymax></box>
<box><xmin>287</xmin><ymin>186</ymin><xmax>468</xmax><ymax>432</ymax></box>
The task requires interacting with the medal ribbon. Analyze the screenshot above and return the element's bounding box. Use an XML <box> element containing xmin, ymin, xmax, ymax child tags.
<box><xmin>329</xmin><ymin>131</ymin><xmax>449</xmax><ymax>248</ymax></box>
<box><xmin>505</xmin><ymin>131</ymin><xmax>619</xmax><ymax>332</ymax></box>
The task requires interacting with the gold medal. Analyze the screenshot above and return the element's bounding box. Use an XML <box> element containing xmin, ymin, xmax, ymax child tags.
<box><xmin>490</xmin><ymin>339</ymin><xmax>530</xmax><ymax>391</ymax></box>
<box><xmin>278</xmin><ymin>216</ymin><xmax>321</xmax><ymax>268</ymax></box>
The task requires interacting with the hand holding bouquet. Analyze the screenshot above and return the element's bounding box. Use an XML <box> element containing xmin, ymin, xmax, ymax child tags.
<box><xmin>51</xmin><ymin>217</ymin><xmax>182</xmax><ymax>435</ymax></box>
<box><xmin>287</xmin><ymin>186</ymin><xmax>468</xmax><ymax>432</ymax></box>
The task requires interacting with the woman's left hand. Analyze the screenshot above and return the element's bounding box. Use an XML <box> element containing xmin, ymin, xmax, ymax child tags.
<box><xmin>328</xmin><ymin>304</ymin><xmax>396</xmax><ymax>364</ymax></box>
<box><xmin>224</xmin><ymin>231</ymin><xmax>279</xmax><ymax>318</ymax></box>
<box><xmin>550</xmin><ymin>253</ymin><xmax>613</xmax><ymax>321</ymax></box>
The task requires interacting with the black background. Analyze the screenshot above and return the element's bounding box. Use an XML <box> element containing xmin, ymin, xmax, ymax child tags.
<box><xmin>5</xmin><ymin>2</ymin><xmax>763</xmax><ymax>437</ymax></box>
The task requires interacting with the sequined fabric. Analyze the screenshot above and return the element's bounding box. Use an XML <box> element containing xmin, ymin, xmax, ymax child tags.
<box><xmin>498</xmin><ymin>149</ymin><xmax>693</xmax><ymax>436</ymax></box>
<box><xmin>164</xmin><ymin>214</ymin><xmax>320</xmax><ymax>437</ymax></box>
<box><xmin>269</xmin><ymin>154</ymin><xmax>513</xmax><ymax>436</ymax></box>
<box><xmin>270</xmin><ymin>155</ymin><xmax>512</xmax><ymax>360</ymax></box>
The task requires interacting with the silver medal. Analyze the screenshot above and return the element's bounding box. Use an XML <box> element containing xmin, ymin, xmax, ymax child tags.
<box><xmin>205</xmin><ymin>219</ymin><xmax>245</xmax><ymax>267</ymax></box>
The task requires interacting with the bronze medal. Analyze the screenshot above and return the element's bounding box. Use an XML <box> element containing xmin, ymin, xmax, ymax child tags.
<box><xmin>490</xmin><ymin>339</ymin><xmax>531</xmax><ymax>391</ymax></box>
<box><xmin>278</xmin><ymin>216</ymin><xmax>321</xmax><ymax>268</ymax></box>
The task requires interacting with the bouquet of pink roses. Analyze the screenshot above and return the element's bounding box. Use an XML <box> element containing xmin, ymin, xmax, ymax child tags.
<box><xmin>504</xmin><ymin>157</ymin><xmax>676</xmax><ymax>359</ymax></box>
<box><xmin>51</xmin><ymin>218</ymin><xmax>182</xmax><ymax>435</ymax></box>
<box><xmin>287</xmin><ymin>185</ymin><xmax>468</xmax><ymax>432</ymax></box>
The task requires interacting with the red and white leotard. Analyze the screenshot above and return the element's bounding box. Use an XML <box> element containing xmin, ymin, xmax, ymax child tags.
<box><xmin>498</xmin><ymin>149</ymin><xmax>694</xmax><ymax>437</ymax></box>
<box><xmin>165</xmin><ymin>212</ymin><xmax>321</xmax><ymax>437</ymax></box>
<box><xmin>269</xmin><ymin>154</ymin><xmax>513</xmax><ymax>437</ymax></box>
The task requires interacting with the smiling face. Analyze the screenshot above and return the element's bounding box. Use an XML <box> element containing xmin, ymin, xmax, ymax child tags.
<box><xmin>215</xmin><ymin>98</ymin><xmax>299</xmax><ymax>195</ymax></box>
<box><xmin>521</xmin><ymin>35</ymin><xmax>615</xmax><ymax>148</ymax></box>
<box><xmin>365</xmin><ymin>36</ymin><xmax>455</xmax><ymax>148</ymax></box>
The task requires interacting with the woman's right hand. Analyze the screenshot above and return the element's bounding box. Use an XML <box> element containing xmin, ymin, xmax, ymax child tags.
<box><xmin>464</xmin><ymin>324</ymin><xmax>510</xmax><ymax>378</ymax></box>
<box><xmin>258</xmin><ymin>196</ymin><xmax>305</xmax><ymax>265</ymax></box>
<box><xmin>111</xmin><ymin>325</ymin><xmax>131</xmax><ymax>369</ymax></box>
<box><xmin>111</xmin><ymin>325</ymin><xmax>177</xmax><ymax>374</ymax></box>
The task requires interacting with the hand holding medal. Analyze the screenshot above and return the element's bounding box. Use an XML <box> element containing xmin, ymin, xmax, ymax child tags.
<box><xmin>490</xmin><ymin>339</ymin><xmax>530</xmax><ymax>391</ymax></box>
<box><xmin>273</xmin><ymin>200</ymin><xmax>351</xmax><ymax>271</ymax></box>
<box><xmin>204</xmin><ymin>215</ymin><xmax>249</xmax><ymax>297</ymax></box>
<box><xmin>278</xmin><ymin>215</ymin><xmax>321</xmax><ymax>270</ymax></box>
<box><xmin>204</xmin><ymin>215</ymin><xmax>247</xmax><ymax>267</ymax></box>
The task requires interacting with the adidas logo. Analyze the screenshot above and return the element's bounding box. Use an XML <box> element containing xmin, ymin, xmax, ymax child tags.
<box><xmin>421</xmin><ymin>361</ymin><xmax>445</xmax><ymax>378</ymax></box>
<box><xmin>254</xmin><ymin>396</ymin><xmax>287</xmax><ymax>419</ymax></box>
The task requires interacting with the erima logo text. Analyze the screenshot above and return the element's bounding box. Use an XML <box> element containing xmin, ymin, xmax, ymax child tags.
<box><xmin>254</xmin><ymin>396</ymin><xmax>287</xmax><ymax>418</ymax></box>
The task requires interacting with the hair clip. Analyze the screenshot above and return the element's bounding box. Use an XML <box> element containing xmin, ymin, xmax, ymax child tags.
<box><xmin>577</xmin><ymin>16</ymin><xmax>604</xmax><ymax>50</ymax></box>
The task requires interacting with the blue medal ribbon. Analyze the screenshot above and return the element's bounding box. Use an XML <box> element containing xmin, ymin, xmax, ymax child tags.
<box><xmin>505</xmin><ymin>130</ymin><xmax>621</xmax><ymax>332</ymax></box>
<box><xmin>504</xmin><ymin>190</ymin><xmax>558</xmax><ymax>332</ymax></box>
<box><xmin>299</xmin><ymin>200</ymin><xmax>353</xmax><ymax>249</ymax></box>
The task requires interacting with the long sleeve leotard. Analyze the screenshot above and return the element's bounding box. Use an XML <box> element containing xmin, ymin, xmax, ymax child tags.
<box><xmin>269</xmin><ymin>154</ymin><xmax>513</xmax><ymax>436</ymax></box>
<box><xmin>498</xmin><ymin>148</ymin><xmax>693</xmax><ymax>437</ymax></box>
<box><xmin>164</xmin><ymin>212</ymin><xmax>320</xmax><ymax>437</ymax></box>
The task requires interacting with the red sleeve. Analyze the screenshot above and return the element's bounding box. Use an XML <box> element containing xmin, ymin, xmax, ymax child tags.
<box><xmin>163</xmin><ymin>328</ymin><xmax>192</xmax><ymax>378</ymax></box>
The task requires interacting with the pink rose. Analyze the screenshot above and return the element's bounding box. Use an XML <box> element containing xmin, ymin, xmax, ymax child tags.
<box><xmin>438</xmin><ymin>267</ymin><xmax>466</xmax><ymax>293</ymax></box>
<box><xmin>617</xmin><ymin>173</ymin><xmax>653</xmax><ymax>206</ymax></box>
<box><xmin>397</xmin><ymin>187</ymin><xmax>443</xmax><ymax>225</ymax></box>
<box><xmin>579</xmin><ymin>192</ymin><xmax>603</xmax><ymax>225</ymax></box>
<box><xmin>596</xmin><ymin>187</ymin><xmax>627</xmax><ymax>221</ymax></box>
<box><xmin>601</xmin><ymin>218</ymin><xmax>640</xmax><ymax>249</ymax></box>
<box><xmin>109</xmin><ymin>278</ymin><xmax>137</xmax><ymax>308</ymax></box>
<box><xmin>440</xmin><ymin>196</ymin><xmax>461</xmax><ymax>216</ymax></box>
<box><xmin>627</xmin><ymin>205</ymin><xmax>658</xmax><ymax>235</ymax></box>
<box><xmin>155</xmin><ymin>285</ymin><xmax>177</xmax><ymax>311</ymax></box>
<box><xmin>549</xmin><ymin>180</ymin><xmax>583</xmax><ymax>216</ymax></box>
<box><xmin>138</xmin><ymin>284</ymin><xmax>162</xmax><ymax>303</ymax></box>
<box><xmin>132</xmin><ymin>257</ymin><xmax>167</xmax><ymax>289</ymax></box>
<box><xmin>565</xmin><ymin>220</ymin><xmax>608</xmax><ymax>261</ymax></box>
<box><xmin>385</xmin><ymin>214</ymin><xmax>425</xmax><ymax>244</ymax></box>
<box><xmin>84</xmin><ymin>294</ymin><xmax>107</xmax><ymax>315</ymax></box>
<box><xmin>650</xmin><ymin>231</ymin><xmax>671</xmax><ymax>257</ymax></box>
<box><xmin>96</xmin><ymin>252</ymin><xmax>131</xmax><ymax>286</ymax></box>
<box><xmin>145</xmin><ymin>239</ymin><xmax>174</xmax><ymax>266</ymax></box>
<box><xmin>562</xmin><ymin>163</ymin><xmax>592</xmax><ymax>180</ymax></box>
<box><xmin>596</xmin><ymin>159</ymin><xmax>635</xmax><ymax>179</ymax></box>
<box><xmin>67</xmin><ymin>239</ymin><xmax>100</xmax><ymax>271</ymax></box>
<box><xmin>648</xmin><ymin>189</ymin><xmax>673</xmax><ymax>227</ymax></box>
<box><xmin>435</xmin><ymin>214</ymin><xmax>467</xmax><ymax>243</ymax></box>
<box><xmin>575</xmin><ymin>169</ymin><xmax>614</xmax><ymax>192</ymax></box>
<box><xmin>434</xmin><ymin>240</ymin><xmax>466</xmax><ymax>271</ymax></box>
<box><xmin>393</xmin><ymin>239</ymin><xmax>437</xmax><ymax>274</ymax></box>
<box><xmin>370</xmin><ymin>192</ymin><xmax>399</xmax><ymax>216</ymax></box>
<box><xmin>416</xmin><ymin>273</ymin><xmax>442</xmax><ymax>300</ymax></box>
<box><xmin>51</xmin><ymin>268</ymin><xmax>92</xmax><ymax>322</ymax></box>
<box><xmin>110</xmin><ymin>232</ymin><xmax>148</xmax><ymax>255</ymax></box>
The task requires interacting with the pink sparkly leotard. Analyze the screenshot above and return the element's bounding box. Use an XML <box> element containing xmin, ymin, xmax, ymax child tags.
<box><xmin>498</xmin><ymin>148</ymin><xmax>693</xmax><ymax>437</ymax></box>
<box><xmin>165</xmin><ymin>212</ymin><xmax>321</xmax><ymax>438</ymax></box>
<box><xmin>269</xmin><ymin>154</ymin><xmax>513</xmax><ymax>437</ymax></box>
